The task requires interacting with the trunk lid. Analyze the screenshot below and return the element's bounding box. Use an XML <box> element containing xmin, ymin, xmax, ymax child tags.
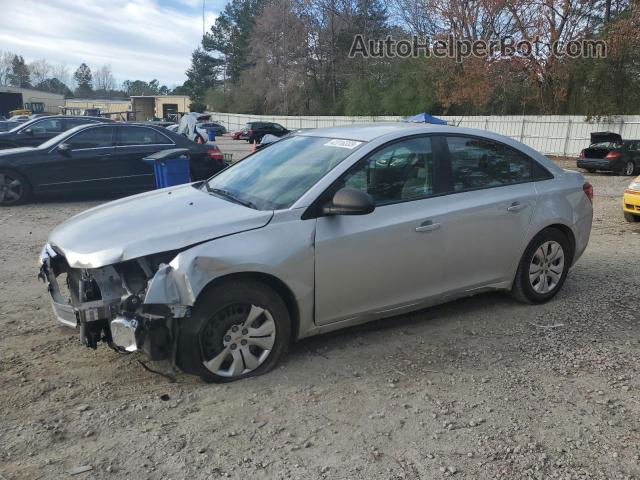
<box><xmin>590</xmin><ymin>132</ymin><xmax>622</xmax><ymax>145</ymax></box>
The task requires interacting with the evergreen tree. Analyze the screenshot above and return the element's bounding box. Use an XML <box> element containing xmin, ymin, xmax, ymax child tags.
<box><xmin>8</xmin><ymin>55</ymin><xmax>31</xmax><ymax>88</ymax></box>
<box><xmin>35</xmin><ymin>78</ymin><xmax>73</xmax><ymax>97</ymax></box>
<box><xmin>203</xmin><ymin>0</ymin><xmax>267</xmax><ymax>83</ymax></box>
<box><xmin>73</xmin><ymin>63</ymin><xmax>93</xmax><ymax>97</ymax></box>
<box><xmin>180</xmin><ymin>48</ymin><xmax>224</xmax><ymax>108</ymax></box>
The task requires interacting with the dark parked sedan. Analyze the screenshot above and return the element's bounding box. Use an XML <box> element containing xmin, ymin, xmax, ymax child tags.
<box><xmin>0</xmin><ymin>123</ymin><xmax>227</xmax><ymax>205</ymax></box>
<box><xmin>243</xmin><ymin>122</ymin><xmax>289</xmax><ymax>144</ymax></box>
<box><xmin>0</xmin><ymin>115</ymin><xmax>114</xmax><ymax>149</ymax></box>
<box><xmin>577</xmin><ymin>132</ymin><xmax>639</xmax><ymax>176</ymax></box>
<box><xmin>197</xmin><ymin>121</ymin><xmax>226</xmax><ymax>136</ymax></box>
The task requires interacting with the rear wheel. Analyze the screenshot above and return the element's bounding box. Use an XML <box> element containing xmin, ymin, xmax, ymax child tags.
<box><xmin>624</xmin><ymin>211</ymin><xmax>640</xmax><ymax>222</ymax></box>
<box><xmin>177</xmin><ymin>280</ymin><xmax>290</xmax><ymax>382</ymax></box>
<box><xmin>622</xmin><ymin>161</ymin><xmax>636</xmax><ymax>176</ymax></box>
<box><xmin>0</xmin><ymin>169</ymin><xmax>31</xmax><ymax>206</ymax></box>
<box><xmin>511</xmin><ymin>228</ymin><xmax>572</xmax><ymax>304</ymax></box>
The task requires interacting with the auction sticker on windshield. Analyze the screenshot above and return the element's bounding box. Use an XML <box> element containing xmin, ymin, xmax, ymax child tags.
<box><xmin>324</xmin><ymin>139</ymin><xmax>362</xmax><ymax>149</ymax></box>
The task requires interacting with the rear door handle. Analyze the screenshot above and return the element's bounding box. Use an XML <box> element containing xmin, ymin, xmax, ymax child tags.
<box><xmin>415</xmin><ymin>220</ymin><xmax>441</xmax><ymax>233</ymax></box>
<box><xmin>507</xmin><ymin>202</ymin><xmax>527</xmax><ymax>212</ymax></box>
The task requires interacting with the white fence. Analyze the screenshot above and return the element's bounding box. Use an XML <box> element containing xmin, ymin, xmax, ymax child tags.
<box><xmin>208</xmin><ymin>112</ymin><xmax>640</xmax><ymax>157</ymax></box>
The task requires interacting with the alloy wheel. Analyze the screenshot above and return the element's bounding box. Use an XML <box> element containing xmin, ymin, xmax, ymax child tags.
<box><xmin>0</xmin><ymin>173</ymin><xmax>24</xmax><ymax>205</ymax></box>
<box><xmin>202</xmin><ymin>304</ymin><xmax>276</xmax><ymax>378</ymax></box>
<box><xmin>529</xmin><ymin>241</ymin><xmax>565</xmax><ymax>294</ymax></box>
<box><xmin>625</xmin><ymin>161</ymin><xmax>635</xmax><ymax>176</ymax></box>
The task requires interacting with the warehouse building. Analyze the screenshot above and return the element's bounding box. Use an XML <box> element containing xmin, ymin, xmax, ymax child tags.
<box><xmin>63</xmin><ymin>98</ymin><xmax>132</xmax><ymax>120</ymax></box>
<box><xmin>130</xmin><ymin>95</ymin><xmax>191</xmax><ymax>121</ymax></box>
<box><xmin>63</xmin><ymin>95</ymin><xmax>191</xmax><ymax>121</ymax></box>
<box><xmin>0</xmin><ymin>86</ymin><xmax>65</xmax><ymax>117</ymax></box>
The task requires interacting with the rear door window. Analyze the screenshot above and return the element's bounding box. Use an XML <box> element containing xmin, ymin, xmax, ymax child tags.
<box><xmin>116</xmin><ymin>127</ymin><xmax>173</xmax><ymax>146</ymax></box>
<box><xmin>444</xmin><ymin>136</ymin><xmax>532</xmax><ymax>192</ymax></box>
<box><xmin>67</xmin><ymin>127</ymin><xmax>114</xmax><ymax>149</ymax></box>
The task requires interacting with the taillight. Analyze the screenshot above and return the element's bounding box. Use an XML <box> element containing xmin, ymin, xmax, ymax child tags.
<box><xmin>605</xmin><ymin>151</ymin><xmax>621</xmax><ymax>161</ymax></box>
<box><xmin>579</xmin><ymin>150</ymin><xmax>585</xmax><ymax>158</ymax></box>
<box><xmin>207</xmin><ymin>147</ymin><xmax>223</xmax><ymax>161</ymax></box>
<box><xmin>583</xmin><ymin>182</ymin><xmax>593</xmax><ymax>203</ymax></box>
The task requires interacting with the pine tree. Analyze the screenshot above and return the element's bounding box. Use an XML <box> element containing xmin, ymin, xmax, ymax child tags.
<box><xmin>73</xmin><ymin>63</ymin><xmax>93</xmax><ymax>97</ymax></box>
<box><xmin>8</xmin><ymin>55</ymin><xmax>31</xmax><ymax>88</ymax></box>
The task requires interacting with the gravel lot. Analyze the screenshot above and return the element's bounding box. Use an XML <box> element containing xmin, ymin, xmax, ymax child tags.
<box><xmin>1</xmin><ymin>147</ymin><xmax>639</xmax><ymax>480</ymax></box>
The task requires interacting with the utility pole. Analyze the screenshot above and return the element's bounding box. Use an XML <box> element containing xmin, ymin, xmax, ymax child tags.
<box><xmin>202</xmin><ymin>0</ymin><xmax>206</xmax><ymax>37</ymax></box>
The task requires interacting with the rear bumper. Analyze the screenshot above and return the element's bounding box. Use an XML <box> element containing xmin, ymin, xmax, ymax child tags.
<box><xmin>577</xmin><ymin>158</ymin><xmax>622</xmax><ymax>171</ymax></box>
<box><xmin>572</xmin><ymin>212</ymin><xmax>593</xmax><ymax>266</ymax></box>
<box><xmin>623</xmin><ymin>190</ymin><xmax>640</xmax><ymax>215</ymax></box>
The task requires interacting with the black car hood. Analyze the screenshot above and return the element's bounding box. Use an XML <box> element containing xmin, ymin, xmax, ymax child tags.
<box><xmin>590</xmin><ymin>132</ymin><xmax>622</xmax><ymax>145</ymax></box>
<box><xmin>0</xmin><ymin>146</ymin><xmax>37</xmax><ymax>157</ymax></box>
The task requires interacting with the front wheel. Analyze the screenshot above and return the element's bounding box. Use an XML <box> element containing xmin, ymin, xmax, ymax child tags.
<box><xmin>624</xmin><ymin>211</ymin><xmax>640</xmax><ymax>222</ymax></box>
<box><xmin>511</xmin><ymin>228</ymin><xmax>572</xmax><ymax>304</ymax></box>
<box><xmin>0</xmin><ymin>169</ymin><xmax>31</xmax><ymax>206</ymax></box>
<box><xmin>177</xmin><ymin>280</ymin><xmax>290</xmax><ymax>382</ymax></box>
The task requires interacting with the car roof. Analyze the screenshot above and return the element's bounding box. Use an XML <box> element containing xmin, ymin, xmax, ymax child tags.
<box><xmin>295</xmin><ymin>122</ymin><xmax>446</xmax><ymax>141</ymax></box>
<box><xmin>60</xmin><ymin>121</ymin><xmax>166</xmax><ymax>137</ymax></box>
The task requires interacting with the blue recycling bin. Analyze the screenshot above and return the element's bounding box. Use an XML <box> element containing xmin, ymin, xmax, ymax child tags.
<box><xmin>206</xmin><ymin>128</ymin><xmax>216</xmax><ymax>142</ymax></box>
<box><xmin>143</xmin><ymin>148</ymin><xmax>191</xmax><ymax>188</ymax></box>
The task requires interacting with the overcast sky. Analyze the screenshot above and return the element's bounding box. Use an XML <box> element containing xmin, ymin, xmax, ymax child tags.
<box><xmin>0</xmin><ymin>0</ymin><xmax>222</xmax><ymax>88</ymax></box>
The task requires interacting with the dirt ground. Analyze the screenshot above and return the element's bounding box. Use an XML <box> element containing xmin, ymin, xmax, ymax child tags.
<box><xmin>1</xmin><ymin>148</ymin><xmax>639</xmax><ymax>480</ymax></box>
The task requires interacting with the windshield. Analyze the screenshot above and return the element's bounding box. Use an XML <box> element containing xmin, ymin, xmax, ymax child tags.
<box><xmin>8</xmin><ymin>119</ymin><xmax>31</xmax><ymax>133</ymax></box>
<box><xmin>204</xmin><ymin>135</ymin><xmax>363</xmax><ymax>210</ymax></box>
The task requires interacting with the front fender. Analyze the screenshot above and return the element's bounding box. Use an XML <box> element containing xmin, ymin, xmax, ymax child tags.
<box><xmin>143</xmin><ymin>210</ymin><xmax>317</xmax><ymax>336</ymax></box>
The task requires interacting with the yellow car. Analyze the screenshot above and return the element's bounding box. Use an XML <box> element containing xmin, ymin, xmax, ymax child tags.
<box><xmin>623</xmin><ymin>175</ymin><xmax>640</xmax><ymax>222</ymax></box>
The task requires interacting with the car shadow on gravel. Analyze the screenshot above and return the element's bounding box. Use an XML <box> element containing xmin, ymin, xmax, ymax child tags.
<box><xmin>287</xmin><ymin>291</ymin><xmax>517</xmax><ymax>360</ymax></box>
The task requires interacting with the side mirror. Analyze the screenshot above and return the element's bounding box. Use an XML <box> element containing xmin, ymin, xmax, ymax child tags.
<box><xmin>23</xmin><ymin>128</ymin><xmax>33</xmax><ymax>135</ymax></box>
<box><xmin>57</xmin><ymin>143</ymin><xmax>71</xmax><ymax>155</ymax></box>
<box><xmin>322</xmin><ymin>187</ymin><xmax>375</xmax><ymax>216</ymax></box>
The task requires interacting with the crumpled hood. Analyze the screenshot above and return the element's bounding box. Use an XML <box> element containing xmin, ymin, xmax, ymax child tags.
<box><xmin>49</xmin><ymin>184</ymin><xmax>273</xmax><ymax>268</ymax></box>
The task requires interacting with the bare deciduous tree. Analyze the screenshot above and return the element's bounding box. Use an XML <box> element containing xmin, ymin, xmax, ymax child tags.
<box><xmin>28</xmin><ymin>59</ymin><xmax>51</xmax><ymax>86</ymax></box>
<box><xmin>94</xmin><ymin>65</ymin><xmax>116</xmax><ymax>91</ymax></box>
<box><xmin>51</xmin><ymin>62</ymin><xmax>72</xmax><ymax>90</ymax></box>
<box><xmin>0</xmin><ymin>50</ymin><xmax>15</xmax><ymax>86</ymax></box>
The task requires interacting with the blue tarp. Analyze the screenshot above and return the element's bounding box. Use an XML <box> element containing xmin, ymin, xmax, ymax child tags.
<box><xmin>402</xmin><ymin>113</ymin><xmax>448</xmax><ymax>125</ymax></box>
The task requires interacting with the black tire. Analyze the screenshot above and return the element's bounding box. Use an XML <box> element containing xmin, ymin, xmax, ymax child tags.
<box><xmin>585</xmin><ymin>168</ymin><xmax>596</xmax><ymax>173</ymax></box>
<box><xmin>0</xmin><ymin>169</ymin><xmax>31</xmax><ymax>206</ymax></box>
<box><xmin>511</xmin><ymin>228</ymin><xmax>572</xmax><ymax>304</ymax></box>
<box><xmin>177</xmin><ymin>280</ymin><xmax>290</xmax><ymax>383</ymax></box>
<box><xmin>624</xmin><ymin>211</ymin><xmax>640</xmax><ymax>222</ymax></box>
<box><xmin>621</xmin><ymin>161</ymin><xmax>636</xmax><ymax>176</ymax></box>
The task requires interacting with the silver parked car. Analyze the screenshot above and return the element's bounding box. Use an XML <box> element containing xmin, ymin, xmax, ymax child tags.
<box><xmin>39</xmin><ymin>124</ymin><xmax>593</xmax><ymax>382</ymax></box>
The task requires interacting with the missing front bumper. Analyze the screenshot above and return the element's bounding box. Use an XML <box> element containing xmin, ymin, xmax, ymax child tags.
<box><xmin>39</xmin><ymin>255</ymin><xmax>118</xmax><ymax>328</ymax></box>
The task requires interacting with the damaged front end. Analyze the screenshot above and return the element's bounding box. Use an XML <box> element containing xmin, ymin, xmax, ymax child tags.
<box><xmin>39</xmin><ymin>244</ymin><xmax>187</xmax><ymax>361</ymax></box>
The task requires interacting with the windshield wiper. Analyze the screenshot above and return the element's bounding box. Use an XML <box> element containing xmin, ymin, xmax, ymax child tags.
<box><xmin>208</xmin><ymin>187</ymin><xmax>257</xmax><ymax>209</ymax></box>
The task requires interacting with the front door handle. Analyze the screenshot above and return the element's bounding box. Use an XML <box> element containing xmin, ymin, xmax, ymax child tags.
<box><xmin>415</xmin><ymin>220</ymin><xmax>441</xmax><ymax>233</ymax></box>
<box><xmin>507</xmin><ymin>202</ymin><xmax>527</xmax><ymax>212</ymax></box>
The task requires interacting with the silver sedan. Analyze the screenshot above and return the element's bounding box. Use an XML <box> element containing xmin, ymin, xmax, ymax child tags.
<box><xmin>39</xmin><ymin>123</ymin><xmax>593</xmax><ymax>382</ymax></box>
